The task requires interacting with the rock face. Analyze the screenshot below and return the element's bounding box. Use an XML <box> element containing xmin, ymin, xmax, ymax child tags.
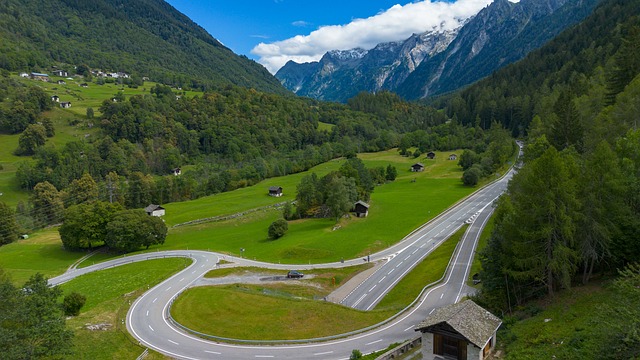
<box><xmin>276</xmin><ymin>0</ymin><xmax>599</xmax><ymax>102</ymax></box>
<box><xmin>275</xmin><ymin>28</ymin><xmax>460</xmax><ymax>102</ymax></box>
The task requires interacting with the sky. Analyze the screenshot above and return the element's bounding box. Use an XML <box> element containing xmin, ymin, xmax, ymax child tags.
<box><xmin>165</xmin><ymin>0</ymin><xmax>495</xmax><ymax>74</ymax></box>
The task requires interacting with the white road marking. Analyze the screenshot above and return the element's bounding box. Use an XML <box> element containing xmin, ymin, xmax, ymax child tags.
<box><xmin>369</xmin><ymin>285</ymin><xmax>377</xmax><ymax>292</ymax></box>
<box><xmin>440</xmin><ymin>293</ymin><xmax>444</xmax><ymax>299</ymax></box>
<box><xmin>314</xmin><ymin>351</ymin><xmax>334</xmax><ymax>356</ymax></box>
<box><xmin>205</xmin><ymin>350</ymin><xmax>221</xmax><ymax>355</ymax></box>
<box><xmin>388</xmin><ymin>268</ymin><xmax>395</xmax><ymax>274</ymax></box>
<box><xmin>152</xmin><ymin>297</ymin><xmax>157</xmax><ymax>303</ymax></box>
<box><xmin>429</xmin><ymin>308</ymin><xmax>435</xmax><ymax>315</ymax></box>
<box><xmin>378</xmin><ymin>276</ymin><xmax>386</xmax><ymax>283</ymax></box>
<box><xmin>255</xmin><ymin>356</ymin><xmax>274</xmax><ymax>358</ymax></box>
<box><xmin>148</xmin><ymin>325</ymin><xmax>154</xmax><ymax>332</ymax></box>
<box><xmin>168</xmin><ymin>339</ymin><xmax>179</xmax><ymax>345</ymax></box>
<box><xmin>366</xmin><ymin>339</ymin><xmax>383</xmax><ymax>345</ymax></box>
<box><xmin>412</xmin><ymin>249</ymin><xmax>418</xmax><ymax>254</ymax></box>
<box><xmin>146</xmin><ymin>310</ymin><xmax>149</xmax><ymax>316</ymax></box>
<box><xmin>201</xmin><ymin>264</ymin><xmax>205</xmax><ymax>268</ymax></box>
<box><xmin>396</xmin><ymin>262</ymin><xmax>402</xmax><ymax>268</ymax></box>
<box><xmin>179</xmin><ymin>277</ymin><xmax>184</xmax><ymax>282</ymax></box>
<box><xmin>166</xmin><ymin>286</ymin><xmax>172</xmax><ymax>291</ymax></box>
<box><xmin>404</xmin><ymin>325</ymin><xmax>414</xmax><ymax>332</ymax></box>
<box><xmin>420</xmin><ymin>244</ymin><xmax>425</xmax><ymax>248</ymax></box>
<box><xmin>404</xmin><ymin>255</ymin><xmax>411</xmax><ymax>261</ymax></box>
<box><xmin>352</xmin><ymin>294</ymin><xmax>368</xmax><ymax>307</ymax></box>
<box><xmin>192</xmin><ymin>270</ymin><xmax>196</xmax><ymax>274</ymax></box>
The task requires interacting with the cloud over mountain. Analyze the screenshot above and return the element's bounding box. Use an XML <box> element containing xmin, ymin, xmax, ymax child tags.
<box><xmin>252</xmin><ymin>0</ymin><xmax>493</xmax><ymax>73</ymax></box>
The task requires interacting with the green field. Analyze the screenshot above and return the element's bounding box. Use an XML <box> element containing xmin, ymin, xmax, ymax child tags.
<box><xmin>0</xmin><ymin>228</ymin><xmax>84</xmax><ymax>285</ymax></box>
<box><xmin>60</xmin><ymin>258</ymin><xmax>189</xmax><ymax>359</ymax></box>
<box><xmin>162</xmin><ymin>149</ymin><xmax>473</xmax><ymax>263</ymax></box>
<box><xmin>171</xmin><ymin>283</ymin><xmax>396</xmax><ymax>341</ymax></box>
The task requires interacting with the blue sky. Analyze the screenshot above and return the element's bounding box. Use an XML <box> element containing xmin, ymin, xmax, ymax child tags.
<box><xmin>165</xmin><ymin>0</ymin><xmax>493</xmax><ymax>73</ymax></box>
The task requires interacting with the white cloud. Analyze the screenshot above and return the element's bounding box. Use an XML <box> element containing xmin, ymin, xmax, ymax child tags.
<box><xmin>292</xmin><ymin>20</ymin><xmax>312</xmax><ymax>27</ymax></box>
<box><xmin>252</xmin><ymin>0</ymin><xmax>493</xmax><ymax>74</ymax></box>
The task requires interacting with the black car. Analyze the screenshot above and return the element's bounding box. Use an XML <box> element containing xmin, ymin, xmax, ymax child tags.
<box><xmin>287</xmin><ymin>270</ymin><xmax>304</xmax><ymax>279</ymax></box>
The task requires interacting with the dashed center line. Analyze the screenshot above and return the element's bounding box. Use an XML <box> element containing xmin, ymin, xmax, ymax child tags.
<box><xmin>366</xmin><ymin>339</ymin><xmax>383</xmax><ymax>345</ymax></box>
<box><xmin>378</xmin><ymin>276</ymin><xmax>386</xmax><ymax>283</ymax></box>
<box><xmin>179</xmin><ymin>277</ymin><xmax>184</xmax><ymax>282</ymax></box>
<box><xmin>166</xmin><ymin>286</ymin><xmax>172</xmax><ymax>292</ymax></box>
<box><xmin>388</xmin><ymin>268</ymin><xmax>395</xmax><ymax>275</ymax></box>
<box><xmin>146</xmin><ymin>310</ymin><xmax>149</xmax><ymax>316</ymax></box>
<box><xmin>404</xmin><ymin>325</ymin><xmax>415</xmax><ymax>332</ymax></box>
<box><xmin>205</xmin><ymin>350</ymin><xmax>221</xmax><ymax>355</ymax></box>
<box><xmin>152</xmin><ymin>297</ymin><xmax>157</xmax><ymax>303</ymax></box>
<box><xmin>369</xmin><ymin>284</ymin><xmax>377</xmax><ymax>292</ymax></box>
<box><xmin>440</xmin><ymin>293</ymin><xmax>444</xmax><ymax>299</ymax></box>
<box><xmin>148</xmin><ymin>325</ymin><xmax>154</xmax><ymax>332</ymax></box>
<box><xmin>429</xmin><ymin>308</ymin><xmax>436</xmax><ymax>315</ymax></box>
<box><xmin>168</xmin><ymin>339</ymin><xmax>179</xmax><ymax>345</ymax></box>
<box><xmin>404</xmin><ymin>255</ymin><xmax>411</xmax><ymax>261</ymax></box>
<box><xmin>314</xmin><ymin>351</ymin><xmax>334</xmax><ymax>356</ymax></box>
<box><xmin>255</xmin><ymin>356</ymin><xmax>274</xmax><ymax>358</ymax></box>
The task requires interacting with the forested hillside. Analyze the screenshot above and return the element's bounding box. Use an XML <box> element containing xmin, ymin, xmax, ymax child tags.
<box><xmin>0</xmin><ymin>0</ymin><xmax>286</xmax><ymax>93</ymax></box>
<box><xmin>458</xmin><ymin>0</ymin><xmax>640</xmax><ymax>355</ymax></box>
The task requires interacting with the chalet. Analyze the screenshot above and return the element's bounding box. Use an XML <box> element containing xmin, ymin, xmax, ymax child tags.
<box><xmin>30</xmin><ymin>72</ymin><xmax>49</xmax><ymax>82</ymax></box>
<box><xmin>353</xmin><ymin>200</ymin><xmax>370</xmax><ymax>218</ymax></box>
<box><xmin>145</xmin><ymin>204</ymin><xmax>165</xmax><ymax>217</ymax></box>
<box><xmin>56</xmin><ymin>80</ymin><xmax>66</xmax><ymax>85</ymax></box>
<box><xmin>52</xmin><ymin>70</ymin><xmax>68</xmax><ymax>77</ymax></box>
<box><xmin>268</xmin><ymin>186</ymin><xmax>283</xmax><ymax>197</ymax></box>
<box><xmin>60</xmin><ymin>101</ymin><xmax>71</xmax><ymax>108</ymax></box>
<box><xmin>411</xmin><ymin>163</ymin><xmax>425</xmax><ymax>172</ymax></box>
<box><xmin>426</xmin><ymin>151</ymin><xmax>436</xmax><ymax>159</ymax></box>
<box><xmin>20</xmin><ymin>72</ymin><xmax>29</xmax><ymax>78</ymax></box>
<box><xmin>51</xmin><ymin>95</ymin><xmax>60</xmax><ymax>102</ymax></box>
<box><xmin>171</xmin><ymin>167</ymin><xmax>182</xmax><ymax>176</ymax></box>
<box><xmin>448</xmin><ymin>154</ymin><xmax>458</xmax><ymax>161</ymax></box>
<box><xmin>415</xmin><ymin>300</ymin><xmax>502</xmax><ymax>360</ymax></box>
<box><xmin>80</xmin><ymin>83</ymin><xmax>89</xmax><ymax>88</ymax></box>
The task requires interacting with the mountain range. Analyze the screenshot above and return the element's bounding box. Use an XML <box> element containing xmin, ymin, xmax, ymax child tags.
<box><xmin>276</xmin><ymin>0</ymin><xmax>600</xmax><ymax>102</ymax></box>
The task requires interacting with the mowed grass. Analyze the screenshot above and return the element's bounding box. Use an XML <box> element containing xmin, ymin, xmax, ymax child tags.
<box><xmin>171</xmin><ymin>284</ymin><xmax>396</xmax><ymax>340</ymax></box>
<box><xmin>60</xmin><ymin>258</ymin><xmax>188</xmax><ymax>360</ymax></box>
<box><xmin>162</xmin><ymin>159</ymin><xmax>343</xmax><ymax>226</ymax></box>
<box><xmin>163</xmin><ymin>149</ymin><xmax>474</xmax><ymax>263</ymax></box>
<box><xmin>375</xmin><ymin>225</ymin><xmax>467</xmax><ymax>311</ymax></box>
<box><xmin>0</xmin><ymin>228</ymin><xmax>83</xmax><ymax>285</ymax></box>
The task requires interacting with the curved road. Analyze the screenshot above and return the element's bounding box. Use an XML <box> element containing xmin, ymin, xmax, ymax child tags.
<box><xmin>49</xmin><ymin>157</ymin><xmax>519</xmax><ymax>359</ymax></box>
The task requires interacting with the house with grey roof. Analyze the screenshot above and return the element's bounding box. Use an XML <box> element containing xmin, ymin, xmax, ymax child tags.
<box><xmin>268</xmin><ymin>186</ymin><xmax>283</xmax><ymax>197</ymax></box>
<box><xmin>145</xmin><ymin>204</ymin><xmax>165</xmax><ymax>217</ymax></box>
<box><xmin>353</xmin><ymin>200</ymin><xmax>369</xmax><ymax>218</ymax></box>
<box><xmin>415</xmin><ymin>300</ymin><xmax>502</xmax><ymax>360</ymax></box>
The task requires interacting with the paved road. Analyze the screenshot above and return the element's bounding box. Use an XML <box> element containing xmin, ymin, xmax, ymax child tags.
<box><xmin>48</xmin><ymin>152</ymin><xmax>519</xmax><ymax>359</ymax></box>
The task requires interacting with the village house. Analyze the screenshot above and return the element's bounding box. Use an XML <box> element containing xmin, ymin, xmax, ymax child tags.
<box><xmin>145</xmin><ymin>204</ymin><xmax>165</xmax><ymax>217</ymax></box>
<box><xmin>426</xmin><ymin>151</ymin><xmax>436</xmax><ymax>159</ymax></box>
<box><xmin>411</xmin><ymin>163</ymin><xmax>425</xmax><ymax>172</ymax></box>
<box><xmin>171</xmin><ymin>167</ymin><xmax>182</xmax><ymax>176</ymax></box>
<box><xmin>60</xmin><ymin>101</ymin><xmax>71</xmax><ymax>108</ymax></box>
<box><xmin>353</xmin><ymin>200</ymin><xmax>370</xmax><ymax>218</ymax></box>
<box><xmin>448</xmin><ymin>154</ymin><xmax>458</xmax><ymax>161</ymax></box>
<box><xmin>51</xmin><ymin>95</ymin><xmax>60</xmax><ymax>102</ymax></box>
<box><xmin>415</xmin><ymin>300</ymin><xmax>502</xmax><ymax>360</ymax></box>
<box><xmin>268</xmin><ymin>186</ymin><xmax>283</xmax><ymax>197</ymax></box>
<box><xmin>52</xmin><ymin>70</ymin><xmax>68</xmax><ymax>77</ymax></box>
<box><xmin>30</xmin><ymin>72</ymin><xmax>49</xmax><ymax>82</ymax></box>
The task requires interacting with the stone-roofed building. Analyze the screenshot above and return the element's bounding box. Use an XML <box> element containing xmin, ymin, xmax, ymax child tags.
<box><xmin>415</xmin><ymin>300</ymin><xmax>502</xmax><ymax>360</ymax></box>
<box><xmin>145</xmin><ymin>204</ymin><xmax>165</xmax><ymax>217</ymax></box>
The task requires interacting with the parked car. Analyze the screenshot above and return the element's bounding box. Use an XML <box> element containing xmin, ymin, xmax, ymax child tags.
<box><xmin>287</xmin><ymin>270</ymin><xmax>304</xmax><ymax>279</ymax></box>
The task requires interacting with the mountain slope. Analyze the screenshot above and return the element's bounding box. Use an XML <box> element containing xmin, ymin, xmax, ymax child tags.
<box><xmin>0</xmin><ymin>0</ymin><xmax>286</xmax><ymax>93</ymax></box>
<box><xmin>398</xmin><ymin>0</ymin><xmax>599</xmax><ymax>99</ymax></box>
<box><xmin>275</xmin><ymin>28</ymin><xmax>459</xmax><ymax>102</ymax></box>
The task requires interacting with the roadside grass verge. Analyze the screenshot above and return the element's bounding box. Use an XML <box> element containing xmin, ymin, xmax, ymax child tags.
<box><xmin>171</xmin><ymin>284</ymin><xmax>396</xmax><ymax>341</ymax></box>
<box><xmin>468</xmin><ymin>214</ymin><xmax>495</xmax><ymax>287</ymax></box>
<box><xmin>59</xmin><ymin>258</ymin><xmax>189</xmax><ymax>360</ymax></box>
<box><xmin>0</xmin><ymin>228</ymin><xmax>83</xmax><ymax>285</ymax></box>
<box><xmin>374</xmin><ymin>225</ymin><xmax>467</xmax><ymax>311</ymax></box>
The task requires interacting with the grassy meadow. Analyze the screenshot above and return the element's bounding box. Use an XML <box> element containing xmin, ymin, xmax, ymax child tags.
<box><xmin>161</xmin><ymin>148</ymin><xmax>473</xmax><ymax>264</ymax></box>
<box><xmin>0</xmin><ymin>228</ymin><xmax>84</xmax><ymax>285</ymax></box>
